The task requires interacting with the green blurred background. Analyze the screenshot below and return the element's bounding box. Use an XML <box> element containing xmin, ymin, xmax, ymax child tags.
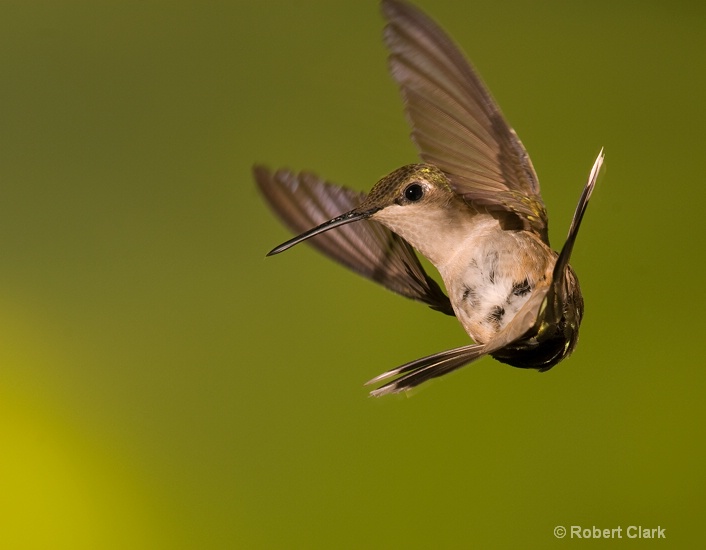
<box><xmin>1</xmin><ymin>0</ymin><xmax>704</xmax><ymax>548</ymax></box>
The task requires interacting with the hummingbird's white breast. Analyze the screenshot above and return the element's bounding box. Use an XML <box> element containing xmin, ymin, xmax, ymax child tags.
<box><xmin>373</xmin><ymin>204</ymin><xmax>555</xmax><ymax>345</ymax></box>
<box><xmin>438</xmin><ymin>220</ymin><xmax>556</xmax><ymax>344</ymax></box>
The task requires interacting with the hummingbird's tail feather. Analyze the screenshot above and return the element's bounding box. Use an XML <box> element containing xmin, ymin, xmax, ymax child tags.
<box><xmin>366</xmin><ymin>343</ymin><xmax>488</xmax><ymax>397</ymax></box>
<box><xmin>254</xmin><ymin>165</ymin><xmax>454</xmax><ymax>315</ymax></box>
<box><xmin>553</xmin><ymin>149</ymin><xmax>604</xmax><ymax>284</ymax></box>
<box><xmin>535</xmin><ymin>149</ymin><xmax>603</xmax><ymax>333</ymax></box>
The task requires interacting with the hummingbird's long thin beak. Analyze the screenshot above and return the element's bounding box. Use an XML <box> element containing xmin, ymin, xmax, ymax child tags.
<box><xmin>266</xmin><ymin>206</ymin><xmax>381</xmax><ymax>256</ymax></box>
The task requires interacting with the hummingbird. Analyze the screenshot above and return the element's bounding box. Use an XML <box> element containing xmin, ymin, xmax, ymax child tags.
<box><xmin>254</xmin><ymin>0</ymin><xmax>604</xmax><ymax>396</ymax></box>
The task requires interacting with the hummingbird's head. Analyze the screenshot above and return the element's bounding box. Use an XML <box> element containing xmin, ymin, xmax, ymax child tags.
<box><xmin>266</xmin><ymin>163</ymin><xmax>454</xmax><ymax>256</ymax></box>
<box><xmin>363</xmin><ymin>164</ymin><xmax>460</xmax><ymax>244</ymax></box>
<box><xmin>361</xmin><ymin>163</ymin><xmax>453</xmax><ymax>211</ymax></box>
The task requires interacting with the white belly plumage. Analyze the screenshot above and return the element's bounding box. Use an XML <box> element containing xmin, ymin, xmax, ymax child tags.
<box><xmin>439</xmin><ymin>228</ymin><xmax>555</xmax><ymax>344</ymax></box>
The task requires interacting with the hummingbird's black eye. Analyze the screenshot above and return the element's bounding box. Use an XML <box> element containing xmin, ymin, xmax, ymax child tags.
<box><xmin>404</xmin><ymin>183</ymin><xmax>424</xmax><ymax>202</ymax></box>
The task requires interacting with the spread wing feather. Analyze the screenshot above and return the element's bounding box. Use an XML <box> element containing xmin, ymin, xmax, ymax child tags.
<box><xmin>254</xmin><ymin>166</ymin><xmax>454</xmax><ymax>315</ymax></box>
<box><xmin>382</xmin><ymin>0</ymin><xmax>549</xmax><ymax>241</ymax></box>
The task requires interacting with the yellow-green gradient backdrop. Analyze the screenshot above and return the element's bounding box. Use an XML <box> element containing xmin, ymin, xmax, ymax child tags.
<box><xmin>1</xmin><ymin>1</ymin><xmax>704</xmax><ymax>548</ymax></box>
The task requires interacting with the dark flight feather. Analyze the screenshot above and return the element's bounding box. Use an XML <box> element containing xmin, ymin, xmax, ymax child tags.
<box><xmin>254</xmin><ymin>166</ymin><xmax>454</xmax><ymax>315</ymax></box>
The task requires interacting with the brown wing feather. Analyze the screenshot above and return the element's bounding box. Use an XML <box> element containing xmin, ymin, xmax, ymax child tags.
<box><xmin>382</xmin><ymin>0</ymin><xmax>549</xmax><ymax>241</ymax></box>
<box><xmin>254</xmin><ymin>166</ymin><xmax>454</xmax><ymax>315</ymax></box>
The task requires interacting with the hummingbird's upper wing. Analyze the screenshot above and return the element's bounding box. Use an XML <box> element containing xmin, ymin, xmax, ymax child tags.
<box><xmin>254</xmin><ymin>166</ymin><xmax>454</xmax><ymax>315</ymax></box>
<box><xmin>382</xmin><ymin>0</ymin><xmax>549</xmax><ymax>242</ymax></box>
<box><xmin>367</xmin><ymin>283</ymin><xmax>549</xmax><ymax>396</ymax></box>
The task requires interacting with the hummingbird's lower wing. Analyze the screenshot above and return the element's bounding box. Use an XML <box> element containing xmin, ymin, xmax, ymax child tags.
<box><xmin>366</xmin><ymin>343</ymin><xmax>488</xmax><ymax>397</ymax></box>
<box><xmin>254</xmin><ymin>166</ymin><xmax>454</xmax><ymax>315</ymax></box>
<box><xmin>367</xmin><ymin>284</ymin><xmax>550</xmax><ymax>396</ymax></box>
